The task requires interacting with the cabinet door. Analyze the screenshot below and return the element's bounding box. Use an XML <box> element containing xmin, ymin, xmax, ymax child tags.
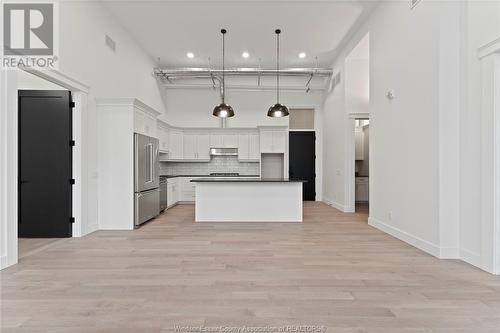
<box><xmin>143</xmin><ymin>114</ymin><xmax>156</xmax><ymax>137</ymax></box>
<box><xmin>209</xmin><ymin>134</ymin><xmax>223</xmax><ymax>148</ymax></box>
<box><xmin>249</xmin><ymin>133</ymin><xmax>260</xmax><ymax>160</ymax></box>
<box><xmin>134</xmin><ymin>110</ymin><xmax>145</xmax><ymax>135</ymax></box>
<box><xmin>158</xmin><ymin>127</ymin><xmax>169</xmax><ymax>152</ymax></box>
<box><xmin>167</xmin><ymin>183</ymin><xmax>173</xmax><ymax>207</ymax></box>
<box><xmin>183</xmin><ymin>134</ymin><xmax>197</xmax><ymax>159</ymax></box>
<box><xmin>355</xmin><ymin>130</ymin><xmax>364</xmax><ymax>160</ymax></box>
<box><xmin>237</xmin><ymin>134</ymin><xmax>249</xmax><ymax>160</ymax></box>
<box><xmin>223</xmin><ymin>134</ymin><xmax>238</xmax><ymax>148</ymax></box>
<box><xmin>260</xmin><ymin>131</ymin><xmax>273</xmax><ymax>153</ymax></box>
<box><xmin>272</xmin><ymin>131</ymin><xmax>286</xmax><ymax>153</ymax></box>
<box><xmin>169</xmin><ymin>131</ymin><xmax>183</xmax><ymax>159</ymax></box>
<box><xmin>197</xmin><ymin>134</ymin><xmax>210</xmax><ymax>160</ymax></box>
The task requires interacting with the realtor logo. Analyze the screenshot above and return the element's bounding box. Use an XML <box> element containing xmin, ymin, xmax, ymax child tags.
<box><xmin>1</xmin><ymin>1</ymin><xmax>58</xmax><ymax>69</ymax></box>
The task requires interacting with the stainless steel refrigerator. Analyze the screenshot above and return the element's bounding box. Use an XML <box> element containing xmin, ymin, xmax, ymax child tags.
<box><xmin>134</xmin><ymin>133</ymin><xmax>160</xmax><ymax>227</ymax></box>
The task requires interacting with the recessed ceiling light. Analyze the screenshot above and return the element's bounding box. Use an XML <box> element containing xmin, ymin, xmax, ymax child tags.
<box><xmin>186</xmin><ymin>52</ymin><xmax>194</xmax><ymax>59</ymax></box>
<box><xmin>242</xmin><ymin>52</ymin><xmax>250</xmax><ymax>58</ymax></box>
<box><xmin>298</xmin><ymin>52</ymin><xmax>306</xmax><ymax>59</ymax></box>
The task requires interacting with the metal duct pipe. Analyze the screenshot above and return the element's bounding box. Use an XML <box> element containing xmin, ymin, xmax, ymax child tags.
<box><xmin>154</xmin><ymin>67</ymin><xmax>333</xmax><ymax>78</ymax></box>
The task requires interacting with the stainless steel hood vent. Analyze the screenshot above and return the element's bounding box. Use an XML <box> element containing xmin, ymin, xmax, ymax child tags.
<box><xmin>210</xmin><ymin>148</ymin><xmax>238</xmax><ymax>156</ymax></box>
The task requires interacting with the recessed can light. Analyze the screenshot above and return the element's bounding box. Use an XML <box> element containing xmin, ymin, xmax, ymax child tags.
<box><xmin>242</xmin><ymin>52</ymin><xmax>250</xmax><ymax>58</ymax></box>
<box><xmin>298</xmin><ymin>52</ymin><xmax>306</xmax><ymax>59</ymax></box>
<box><xmin>186</xmin><ymin>52</ymin><xmax>194</xmax><ymax>58</ymax></box>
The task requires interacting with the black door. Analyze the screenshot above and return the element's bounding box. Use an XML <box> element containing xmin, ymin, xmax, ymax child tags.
<box><xmin>18</xmin><ymin>90</ymin><xmax>73</xmax><ymax>237</ymax></box>
<box><xmin>289</xmin><ymin>131</ymin><xmax>316</xmax><ymax>200</ymax></box>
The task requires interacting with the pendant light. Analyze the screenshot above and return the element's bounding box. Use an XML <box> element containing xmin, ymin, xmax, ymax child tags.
<box><xmin>213</xmin><ymin>29</ymin><xmax>235</xmax><ymax>118</ymax></box>
<box><xmin>267</xmin><ymin>29</ymin><xmax>289</xmax><ymax>118</ymax></box>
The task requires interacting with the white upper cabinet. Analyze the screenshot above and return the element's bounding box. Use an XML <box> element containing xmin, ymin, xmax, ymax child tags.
<box><xmin>157</xmin><ymin>121</ymin><xmax>170</xmax><ymax>153</ymax></box>
<box><xmin>209</xmin><ymin>134</ymin><xmax>223</xmax><ymax>148</ymax></box>
<box><xmin>183</xmin><ymin>133</ymin><xmax>197</xmax><ymax>159</ymax></box>
<box><xmin>197</xmin><ymin>134</ymin><xmax>210</xmax><ymax>160</ymax></box>
<box><xmin>238</xmin><ymin>133</ymin><xmax>260</xmax><ymax>161</ymax></box>
<box><xmin>260</xmin><ymin>131</ymin><xmax>274</xmax><ymax>153</ymax></box>
<box><xmin>183</xmin><ymin>133</ymin><xmax>210</xmax><ymax>160</ymax></box>
<box><xmin>238</xmin><ymin>134</ymin><xmax>250</xmax><ymax>160</ymax></box>
<box><xmin>272</xmin><ymin>131</ymin><xmax>286</xmax><ymax>153</ymax></box>
<box><xmin>260</xmin><ymin>129</ymin><xmax>286</xmax><ymax>153</ymax></box>
<box><xmin>355</xmin><ymin>128</ymin><xmax>364</xmax><ymax>160</ymax></box>
<box><xmin>168</xmin><ymin>130</ymin><xmax>183</xmax><ymax>160</ymax></box>
<box><xmin>222</xmin><ymin>134</ymin><xmax>238</xmax><ymax>148</ymax></box>
<box><xmin>134</xmin><ymin>105</ymin><xmax>157</xmax><ymax>137</ymax></box>
<box><xmin>249</xmin><ymin>133</ymin><xmax>260</xmax><ymax>160</ymax></box>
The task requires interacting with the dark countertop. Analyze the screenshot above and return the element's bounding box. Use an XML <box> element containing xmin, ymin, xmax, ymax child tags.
<box><xmin>191</xmin><ymin>178</ymin><xmax>307</xmax><ymax>183</ymax></box>
<box><xmin>160</xmin><ymin>175</ymin><xmax>260</xmax><ymax>179</ymax></box>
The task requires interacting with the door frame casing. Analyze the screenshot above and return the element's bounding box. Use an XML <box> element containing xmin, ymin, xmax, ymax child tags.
<box><xmin>478</xmin><ymin>38</ymin><xmax>500</xmax><ymax>274</ymax></box>
<box><xmin>1</xmin><ymin>69</ymin><xmax>89</xmax><ymax>269</ymax></box>
<box><xmin>346</xmin><ymin>112</ymin><xmax>370</xmax><ymax>213</ymax></box>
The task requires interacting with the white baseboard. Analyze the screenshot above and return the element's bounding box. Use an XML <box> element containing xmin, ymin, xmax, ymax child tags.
<box><xmin>460</xmin><ymin>248</ymin><xmax>482</xmax><ymax>268</ymax></box>
<box><xmin>322</xmin><ymin>198</ymin><xmax>346</xmax><ymax>212</ymax></box>
<box><xmin>84</xmin><ymin>223</ymin><xmax>98</xmax><ymax>235</ymax></box>
<box><xmin>439</xmin><ymin>247</ymin><xmax>459</xmax><ymax>259</ymax></box>
<box><xmin>368</xmin><ymin>217</ymin><xmax>440</xmax><ymax>257</ymax></box>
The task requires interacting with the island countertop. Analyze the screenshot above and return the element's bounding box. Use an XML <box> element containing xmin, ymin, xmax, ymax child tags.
<box><xmin>190</xmin><ymin>178</ymin><xmax>307</xmax><ymax>183</ymax></box>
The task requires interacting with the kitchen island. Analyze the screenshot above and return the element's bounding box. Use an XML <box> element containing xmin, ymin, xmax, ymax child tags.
<box><xmin>191</xmin><ymin>178</ymin><xmax>305</xmax><ymax>222</ymax></box>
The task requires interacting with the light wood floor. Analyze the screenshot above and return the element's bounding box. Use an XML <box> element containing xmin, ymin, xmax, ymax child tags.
<box><xmin>2</xmin><ymin>202</ymin><xmax>500</xmax><ymax>332</ymax></box>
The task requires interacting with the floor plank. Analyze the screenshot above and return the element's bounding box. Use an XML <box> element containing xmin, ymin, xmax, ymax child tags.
<box><xmin>2</xmin><ymin>202</ymin><xmax>499</xmax><ymax>332</ymax></box>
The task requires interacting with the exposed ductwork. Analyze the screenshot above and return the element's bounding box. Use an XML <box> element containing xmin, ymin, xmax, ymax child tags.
<box><xmin>154</xmin><ymin>67</ymin><xmax>333</xmax><ymax>92</ymax></box>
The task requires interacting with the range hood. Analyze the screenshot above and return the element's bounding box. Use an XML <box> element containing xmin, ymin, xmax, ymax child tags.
<box><xmin>210</xmin><ymin>148</ymin><xmax>238</xmax><ymax>156</ymax></box>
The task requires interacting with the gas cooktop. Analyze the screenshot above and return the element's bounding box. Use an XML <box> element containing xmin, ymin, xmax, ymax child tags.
<box><xmin>210</xmin><ymin>173</ymin><xmax>239</xmax><ymax>177</ymax></box>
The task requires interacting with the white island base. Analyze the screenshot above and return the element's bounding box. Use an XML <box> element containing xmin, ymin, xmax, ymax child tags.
<box><xmin>193</xmin><ymin>180</ymin><xmax>303</xmax><ymax>222</ymax></box>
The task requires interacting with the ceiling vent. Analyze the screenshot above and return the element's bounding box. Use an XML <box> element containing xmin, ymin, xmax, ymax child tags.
<box><xmin>105</xmin><ymin>35</ymin><xmax>116</xmax><ymax>52</ymax></box>
<box><xmin>410</xmin><ymin>0</ymin><xmax>422</xmax><ymax>9</ymax></box>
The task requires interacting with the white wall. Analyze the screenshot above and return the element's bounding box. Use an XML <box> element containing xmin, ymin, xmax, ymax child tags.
<box><xmin>56</xmin><ymin>0</ymin><xmax>166</xmax><ymax>235</ymax></box>
<box><xmin>323</xmin><ymin>1</ymin><xmax>460</xmax><ymax>255</ymax></box>
<box><xmin>0</xmin><ymin>1</ymin><xmax>166</xmax><ymax>269</ymax></box>
<box><xmin>17</xmin><ymin>71</ymin><xmax>67</xmax><ymax>90</ymax></box>
<box><xmin>323</xmin><ymin>0</ymin><xmax>500</xmax><ymax>272</ymax></box>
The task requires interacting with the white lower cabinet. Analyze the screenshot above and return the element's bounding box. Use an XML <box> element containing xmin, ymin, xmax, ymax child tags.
<box><xmin>179</xmin><ymin>177</ymin><xmax>197</xmax><ymax>202</ymax></box>
<box><xmin>355</xmin><ymin>177</ymin><xmax>369</xmax><ymax>202</ymax></box>
<box><xmin>167</xmin><ymin>178</ymin><xmax>179</xmax><ymax>207</ymax></box>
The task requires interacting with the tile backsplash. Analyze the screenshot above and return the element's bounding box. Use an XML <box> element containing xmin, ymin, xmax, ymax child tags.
<box><xmin>160</xmin><ymin>156</ymin><xmax>260</xmax><ymax>176</ymax></box>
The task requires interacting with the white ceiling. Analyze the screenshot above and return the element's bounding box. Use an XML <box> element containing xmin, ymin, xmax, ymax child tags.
<box><xmin>102</xmin><ymin>0</ymin><xmax>375</xmax><ymax>69</ymax></box>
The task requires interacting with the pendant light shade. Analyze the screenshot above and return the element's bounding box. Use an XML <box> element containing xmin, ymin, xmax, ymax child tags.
<box><xmin>213</xmin><ymin>29</ymin><xmax>235</xmax><ymax>118</ymax></box>
<box><xmin>268</xmin><ymin>29</ymin><xmax>289</xmax><ymax>118</ymax></box>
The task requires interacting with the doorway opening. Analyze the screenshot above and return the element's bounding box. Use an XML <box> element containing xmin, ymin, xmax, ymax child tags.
<box><xmin>17</xmin><ymin>71</ymin><xmax>72</xmax><ymax>259</ymax></box>
<box><xmin>354</xmin><ymin>119</ymin><xmax>369</xmax><ymax>213</ymax></box>
<box><xmin>288</xmin><ymin>108</ymin><xmax>316</xmax><ymax>201</ymax></box>
<box><xmin>344</xmin><ymin>32</ymin><xmax>370</xmax><ymax>215</ymax></box>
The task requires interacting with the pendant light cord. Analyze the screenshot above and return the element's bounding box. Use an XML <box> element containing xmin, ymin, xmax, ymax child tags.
<box><xmin>221</xmin><ymin>29</ymin><xmax>227</xmax><ymax>104</ymax></box>
<box><xmin>276</xmin><ymin>29</ymin><xmax>280</xmax><ymax>104</ymax></box>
